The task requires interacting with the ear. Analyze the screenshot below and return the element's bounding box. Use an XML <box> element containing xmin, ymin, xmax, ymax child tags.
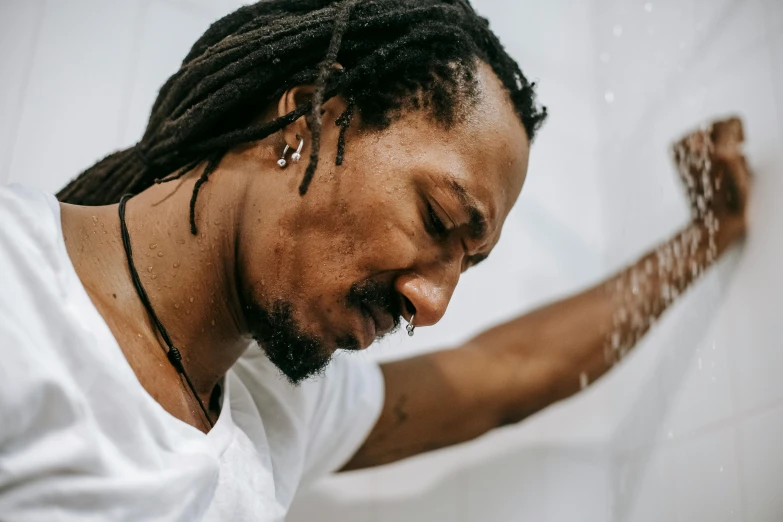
<box><xmin>277</xmin><ymin>67</ymin><xmax>350</xmax><ymax>161</ymax></box>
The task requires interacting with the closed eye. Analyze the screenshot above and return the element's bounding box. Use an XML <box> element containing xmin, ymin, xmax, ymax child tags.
<box><xmin>424</xmin><ymin>201</ymin><xmax>448</xmax><ymax>239</ymax></box>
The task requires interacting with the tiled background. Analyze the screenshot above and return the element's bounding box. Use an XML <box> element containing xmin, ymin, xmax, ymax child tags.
<box><xmin>1</xmin><ymin>0</ymin><xmax>781</xmax><ymax>520</ymax></box>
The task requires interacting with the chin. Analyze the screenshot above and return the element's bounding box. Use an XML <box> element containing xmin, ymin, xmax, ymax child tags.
<box><xmin>244</xmin><ymin>298</ymin><xmax>335</xmax><ymax>384</ymax></box>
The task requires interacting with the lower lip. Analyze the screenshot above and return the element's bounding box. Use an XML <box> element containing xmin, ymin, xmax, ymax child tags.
<box><xmin>361</xmin><ymin>307</ymin><xmax>376</xmax><ymax>348</ymax></box>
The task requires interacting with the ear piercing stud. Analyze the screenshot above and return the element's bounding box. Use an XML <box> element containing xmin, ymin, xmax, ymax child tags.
<box><xmin>277</xmin><ymin>135</ymin><xmax>304</xmax><ymax>168</ymax></box>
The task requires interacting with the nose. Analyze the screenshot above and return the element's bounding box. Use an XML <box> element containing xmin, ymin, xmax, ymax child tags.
<box><xmin>394</xmin><ymin>262</ymin><xmax>461</xmax><ymax>327</ymax></box>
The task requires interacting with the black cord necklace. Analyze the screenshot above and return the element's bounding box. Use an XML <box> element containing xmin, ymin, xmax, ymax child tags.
<box><xmin>118</xmin><ymin>194</ymin><xmax>214</xmax><ymax>428</ymax></box>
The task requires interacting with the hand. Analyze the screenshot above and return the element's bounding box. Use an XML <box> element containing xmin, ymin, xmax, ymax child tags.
<box><xmin>672</xmin><ymin>117</ymin><xmax>751</xmax><ymax>245</ymax></box>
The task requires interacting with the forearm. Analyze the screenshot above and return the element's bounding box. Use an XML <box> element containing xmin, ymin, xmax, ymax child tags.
<box><xmin>476</xmin><ymin>217</ymin><xmax>741</xmax><ymax>425</ymax></box>
<box><xmin>344</xmin><ymin>219</ymin><xmax>740</xmax><ymax>471</ymax></box>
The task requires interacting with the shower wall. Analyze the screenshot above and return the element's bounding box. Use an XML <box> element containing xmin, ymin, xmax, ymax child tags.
<box><xmin>1</xmin><ymin>1</ymin><xmax>781</xmax><ymax>521</ymax></box>
<box><xmin>594</xmin><ymin>0</ymin><xmax>783</xmax><ymax>520</ymax></box>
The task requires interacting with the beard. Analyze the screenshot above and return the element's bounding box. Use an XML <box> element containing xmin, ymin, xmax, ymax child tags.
<box><xmin>244</xmin><ymin>279</ymin><xmax>403</xmax><ymax>385</ymax></box>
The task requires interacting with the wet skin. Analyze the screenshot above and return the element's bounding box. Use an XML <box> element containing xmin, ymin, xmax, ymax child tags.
<box><xmin>61</xmin><ymin>62</ymin><xmax>530</xmax><ymax>431</ymax></box>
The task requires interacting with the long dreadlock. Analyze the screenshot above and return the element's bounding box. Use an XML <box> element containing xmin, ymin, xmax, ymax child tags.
<box><xmin>57</xmin><ymin>0</ymin><xmax>547</xmax><ymax>235</ymax></box>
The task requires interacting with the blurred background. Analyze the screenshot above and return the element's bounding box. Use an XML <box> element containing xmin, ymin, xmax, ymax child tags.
<box><xmin>1</xmin><ymin>0</ymin><xmax>782</xmax><ymax>520</ymax></box>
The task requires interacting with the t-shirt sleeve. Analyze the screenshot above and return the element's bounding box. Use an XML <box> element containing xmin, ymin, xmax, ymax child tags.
<box><xmin>299</xmin><ymin>353</ymin><xmax>384</xmax><ymax>480</ymax></box>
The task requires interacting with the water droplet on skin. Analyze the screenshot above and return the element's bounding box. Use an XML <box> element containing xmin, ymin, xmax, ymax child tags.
<box><xmin>279</xmin><ymin>229</ymin><xmax>284</xmax><ymax>237</ymax></box>
<box><xmin>174</xmin><ymin>303</ymin><xmax>180</xmax><ymax>309</ymax></box>
<box><xmin>149</xmin><ymin>243</ymin><xmax>157</xmax><ymax>250</ymax></box>
<box><xmin>173</xmin><ymin>262</ymin><xmax>180</xmax><ymax>268</ymax></box>
<box><xmin>151</xmin><ymin>274</ymin><xmax>157</xmax><ymax>280</ymax></box>
<box><xmin>189</xmin><ymin>297</ymin><xmax>194</xmax><ymax>303</ymax></box>
<box><xmin>147</xmin><ymin>266</ymin><xmax>153</xmax><ymax>272</ymax></box>
<box><xmin>157</xmin><ymin>252</ymin><xmax>163</xmax><ymax>257</ymax></box>
<box><xmin>92</xmin><ymin>216</ymin><xmax>98</xmax><ymax>224</ymax></box>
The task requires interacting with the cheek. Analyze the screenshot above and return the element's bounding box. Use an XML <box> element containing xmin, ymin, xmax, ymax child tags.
<box><xmin>275</xmin><ymin>201</ymin><xmax>414</xmax><ymax>303</ymax></box>
<box><xmin>241</xmin><ymin>140</ymin><xmax>423</xmax><ymax>313</ymax></box>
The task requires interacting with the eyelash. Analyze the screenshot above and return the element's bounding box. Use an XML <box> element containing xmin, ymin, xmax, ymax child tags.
<box><xmin>425</xmin><ymin>202</ymin><xmax>448</xmax><ymax>239</ymax></box>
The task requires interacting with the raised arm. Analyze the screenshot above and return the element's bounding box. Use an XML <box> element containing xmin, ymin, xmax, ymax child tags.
<box><xmin>343</xmin><ymin>117</ymin><xmax>750</xmax><ymax>470</ymax></box>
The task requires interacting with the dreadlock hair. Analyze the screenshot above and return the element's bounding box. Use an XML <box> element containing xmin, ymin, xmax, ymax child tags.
<box><xmin>57</xmin><ymin>0</ymin><xmax>547</xmax><ymax>235</ymax></box>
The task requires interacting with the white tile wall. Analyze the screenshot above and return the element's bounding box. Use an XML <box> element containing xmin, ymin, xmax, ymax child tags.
<box><xmin>765</xmin><ymin>0</ymin><xmax>783</xmax><ymax>33</ymax></box>
<box><xmin>461</xmin><ymin>450</ymin><xmax>550</xmax><ymax>522</ymax></box>
<box><xmin>596</xmin><ymin>1</ymin><xmax>783</xmax><ymax>521</ymax></box>
<box><xmin>737</xmin><ymin>403</ymin><xmax>783</xmax><ymax>522</ymax></box>
<box><xmin>121</xmin><ymin>1</ymin><xmax>222</xmax><ymax>147</ymax></box>
<box><xmin>5</xmin><ymin>0</ymin><xmax>141</xmax><ymax>192</ymax></box>
<box><xmin>0</xmin><ymin>0</ymin><xmax>44</xmax><ymax>183</ymax></box>
<box><xmin>613</xmin><ymin>447</ymin><xmax>678</xmax><ymax>522</ymax></box>
<box><xmin>667</xmin><ymin>426</ymin><xmax>743</xmax><ymax>522</ymax></box>
<box><xmin>2</xmin><ymin>1</ymin><xmax>781</xmax><ymax>521</ymax></box>
<box><xmin>543</xmin><ymin>448</ymin><xmax>611</xmax><ymax>522</ymax></box>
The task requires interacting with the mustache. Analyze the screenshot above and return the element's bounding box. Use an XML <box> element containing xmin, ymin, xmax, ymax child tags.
<box><xmin>346</xmin><ymin>279</ymin><xmax>403</xmax><ymax>334</ymax></box>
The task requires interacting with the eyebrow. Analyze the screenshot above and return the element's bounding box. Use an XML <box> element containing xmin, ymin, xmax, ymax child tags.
<box><xmin>446</xmin><ymin>179</ymin><xmax>489</xmax><ymax>241</ymax></box>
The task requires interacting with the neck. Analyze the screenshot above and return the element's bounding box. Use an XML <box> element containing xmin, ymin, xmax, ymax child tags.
<box><xmin>63</xmin><ymin>165</ymin><xmax>253</xmax><ymax>401</ymax></box>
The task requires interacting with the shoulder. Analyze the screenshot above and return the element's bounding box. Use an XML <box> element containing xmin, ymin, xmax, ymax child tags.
<box><xmin>0</xmin><ymin>184</ymin><xmax>65</xmax><ymax>289</ymax></box>
<box><xmin>0</xmin><ymin>185</ymin><xmax>80</xmax><ymax>440</ymax></box>
<box><xmin>0</xmin><ymin>185</ymin><xmax>68</xmax><ymax>341</ymax></box>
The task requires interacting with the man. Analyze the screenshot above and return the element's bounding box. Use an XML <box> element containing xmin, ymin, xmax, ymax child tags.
<box><xmin>0</xmin><ymin>0</ymin><xmax>750</xmax><ymax>520</ymax></box>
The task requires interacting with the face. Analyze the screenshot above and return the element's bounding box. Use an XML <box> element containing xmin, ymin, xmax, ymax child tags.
<box><xmin>236</xmin><ymin>63</ymin><xmax>530</xmax><ymax>383</ymax></box>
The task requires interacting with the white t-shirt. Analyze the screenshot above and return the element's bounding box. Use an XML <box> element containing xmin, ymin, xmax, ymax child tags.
<box><xmin>0</xmin><ymin>185</ymin><xmax>385</xmax><ymax>522</ymax></box>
